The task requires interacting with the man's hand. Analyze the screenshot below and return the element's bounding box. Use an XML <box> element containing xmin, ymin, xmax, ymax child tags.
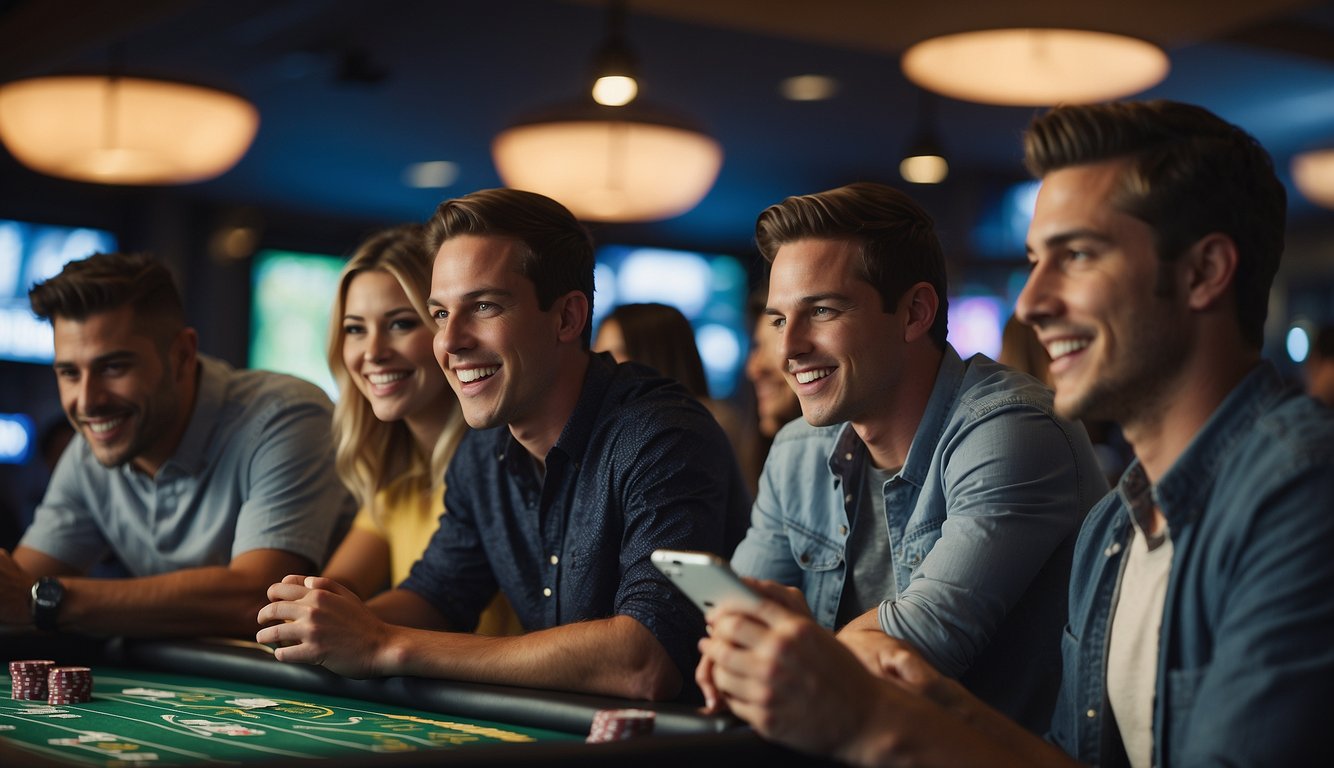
<box><xmin>0</xmin><ymin>549</ymin><xmax>34</xmax><ymax>627</ymax></box>
<box><xmin>837</xmin><ymin>623</ymin><xmax>972</xmax><ymax>712</ymax></box>
<box><xmin>696</xmin><ymin>578</ymin><xmax>811</xmax><ymax>713</ymax></box>
<box><xmin>700</xmin><ymin>595</ymin><xmax>887</xmax><ymax>758</ymax></box>
<box><xmin>256</xmin><ymin>574</ymin><xmax>395</xmax><ymax>679</ymax></box>
<box><xmin>741</xmin><ymin>577</ymin><xmax>811</xmax><ymax>616</ymax></box>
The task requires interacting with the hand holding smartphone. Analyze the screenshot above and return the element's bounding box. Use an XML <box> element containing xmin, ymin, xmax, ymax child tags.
<box><xmin>651</xmin><ymin>549</ymin><xmax>762</xmax><ymax>614</ymax></box>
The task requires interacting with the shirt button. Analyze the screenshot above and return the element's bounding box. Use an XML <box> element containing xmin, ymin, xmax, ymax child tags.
<box><xmin>839</xmin><ymin>525</ymin><xmax>848</xmax><ymax>536</ymax></box>
<box><xmin>1104</xmin><ymin>542</ymin><xmax>1123</xmax><ymax>557</ymax></box>
<box><xmin>844</xmin><ymin>493</ymin><xmax>853</xmax><ymax>504</ymax></box>
<box><xmin>543</xmin><ymin>587</ymin><xmax>552</xmax><ymax>597</ymax></box>
<box><xmin>549</xmin><ymin>555</ymin><xmax>559</xmax><ymax>565</ymax></box>
<box><xmin>1086</xmin><ymin>709</ymin><xmax>1097</xmax><ymax>719</ymax></box>
<box><xmin>844</xmin><ymin>452</ymin><xmax>854</xmax><ymax>461</ymax></box>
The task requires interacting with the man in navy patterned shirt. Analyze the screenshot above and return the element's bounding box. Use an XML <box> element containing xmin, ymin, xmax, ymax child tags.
<box><xmin>259</xmin><ymin>189</ymin><xmax>750</xmax><ymax>701</ymax></box>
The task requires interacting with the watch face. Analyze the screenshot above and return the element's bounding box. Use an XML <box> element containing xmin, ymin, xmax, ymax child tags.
<box><xmin>35</xmin><ymin>578</ymin><xmax>63</xmax><ymax>607</ymax></box>
<box><xmin>31</xmin><ymin>577</ymin><xmax>63</xmax><ymax>631</ymax></box>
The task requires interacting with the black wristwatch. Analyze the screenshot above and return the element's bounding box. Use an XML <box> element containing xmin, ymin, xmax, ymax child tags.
<box><xmin>30</xmin><ymin>576</ymin><xmax>64</xmax><ymax>632</ymax></box>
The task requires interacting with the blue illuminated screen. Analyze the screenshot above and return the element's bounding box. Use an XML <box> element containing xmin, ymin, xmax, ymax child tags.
<box><xmin>0</xmin><ymin>219</ymin><xmax>118</xmax><ymax>363</ymax></box>
<box><xmin>593</xmin><ymin>245</ymin><xmax>749</xmax><ymax>398</ymax></box>
<box><xmin>0</xmin><ymin>412</ymin><xmax>34</xmax><ymax>465</ymax></box>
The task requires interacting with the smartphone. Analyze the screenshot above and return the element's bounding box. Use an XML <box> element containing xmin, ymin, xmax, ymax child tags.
<box><xmin>650</xmin><ymin>549</ymin><xmax>762</xmax><ymax>613</ymax></box>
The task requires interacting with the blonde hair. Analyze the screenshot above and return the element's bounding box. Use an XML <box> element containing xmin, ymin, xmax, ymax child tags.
<box><xmin>326</xmin><ymin>224</ymin><xmax>465</xmax><ymax>518</ymax></box>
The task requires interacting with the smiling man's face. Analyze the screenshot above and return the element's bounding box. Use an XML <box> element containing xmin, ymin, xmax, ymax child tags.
<box><xmin>429</xmin><ymin>234</ymin><xmax>563</xmax><ymax>432</ymax></box>
<box><xmin>1019</xmin><ymin>158</ymin><xmax>1189</xmax><ymax>424</ymax></box>
<box><xmin>53</xmin><ymin>305</ymin><xmax>189</xmax><ymax>474</ymax></box>
<box><xmin>765</xmin><ymin>237</ymin><xmax>907</xmax><ymax>428</ymax></box>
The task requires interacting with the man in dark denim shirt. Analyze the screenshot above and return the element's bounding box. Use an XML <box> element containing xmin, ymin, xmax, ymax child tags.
<box><xmin>259</xmin><ymin>189</ymin><xmax>750</xmax><ymax>701</ymax></box>
<box><xmin>696</xmin><ymin>101</ymin><xmax>1334</xmax><ymax>766</ymax></box>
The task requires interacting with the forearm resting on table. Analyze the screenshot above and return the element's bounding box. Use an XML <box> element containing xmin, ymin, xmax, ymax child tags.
<box><xmin>376</xmin><ymin>613</ymin><xmax>682</xmax><ymax>700</ymax></box>
<box><xmin>844</xmin><ymin>677</ymin><xmax>1079</xmax><ymax>768</ymax></box>
<box><xmin>833</xmin><ymin>608</ymin><xmax>1079</xmax><ymax>767</ymax></box>
<box><xmin>18</xmin><ymin>546</ymin><xmax>310</xmax><ymax>638</ymax></box>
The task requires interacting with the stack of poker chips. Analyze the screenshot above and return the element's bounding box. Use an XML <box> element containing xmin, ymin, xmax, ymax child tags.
<box><xmin>46</xmin><ymin>666</ymin><xmax>94</xmax><ymax>705</ymax></box>
<box><xmin>9</xmin><ymin>660</ymin><xmax>54</xmax><ymax>701</ymax></box>
<box><xmin>586</xmin><ymin>708</ymin><xmax>656</xmax><ymax>743</ymax></box>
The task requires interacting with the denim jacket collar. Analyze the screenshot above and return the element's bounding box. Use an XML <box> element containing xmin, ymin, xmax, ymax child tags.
<box><xmin>1144</xmin><ymin>362</ymin><xmax>1286</xmax><ymax>535</ymax></box>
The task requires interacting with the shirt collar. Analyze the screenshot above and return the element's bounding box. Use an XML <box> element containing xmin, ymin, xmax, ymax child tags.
<box><xmin>1130</xmin><ymin>361</ymin><xmax>1288</xmax><ymax>534</ymax></box>
<box><xmin>495</xmin><ymin>351</ymin><xmax>613</xmax><ymax>475</ymax></box>
<box><xmin>162</xmin><ymin>354</ymin><xmax>229</xmax><ymax>476</ymax></box>
<box><xmin>826</xmin><ymin>344</ymin><xmax>961</xmax><ymax>487</ymax></box>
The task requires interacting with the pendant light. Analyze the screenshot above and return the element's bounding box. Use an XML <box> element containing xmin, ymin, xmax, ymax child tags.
<box><xmin>491</xmin><ymin>1</ymin><xmax>722</xmax><ymax>222</ymax></box>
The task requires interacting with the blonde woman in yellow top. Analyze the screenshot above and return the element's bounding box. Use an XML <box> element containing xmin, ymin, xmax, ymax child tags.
<box><xmin>320</xmin><ymin>225</ymin><xmax>520</xmax><ymax>636</ymax></box>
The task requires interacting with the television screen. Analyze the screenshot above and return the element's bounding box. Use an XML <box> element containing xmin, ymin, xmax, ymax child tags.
<box><xmin>0</xmin><ymin>219</ymin><xmax>117</xmax><ymax>363</ymax></box>
<box><xmin>248</xmin><ymin>249</ymin><xmax>345</xmax><ymax>398</ymax></box>
<box><xmin>593</xmin><ymin>245</ymin><xmax>749</xmax><ymax>398</ymax></box>
<box><xmin>947</xmin><ymin>294</ymin><xmax>1004</xmax><ymax>360</ymax></box>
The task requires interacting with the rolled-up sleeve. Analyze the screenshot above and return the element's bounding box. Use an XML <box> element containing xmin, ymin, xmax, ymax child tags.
<box><xmin>880</xmin><ymin>405</ymin><xmax>1092</xmax><ymax>676</ymax></box>
<box><xmin>399</xmin><ymin>465</ymin><xmax>499</xmax><ymax>633</ymax></box>
<box><xmin>613</xmin><ymin>414</ymin><xmax>745</xmax><ymax>682</ymax></box>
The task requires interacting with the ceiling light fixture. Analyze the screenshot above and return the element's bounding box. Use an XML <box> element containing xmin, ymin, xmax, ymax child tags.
<box><xmin>0</xmin><ymin>75</ymin><xmax>258</xmax><ymax>185</ymax></box>
<box><xmin>1292</xmin><ymin>148</ymin><xmax>1334</xmax><ymax>209</ymax></box>
<box><xmin>780</xmin><ymin>74</ymin><xmax>838</xmax><ymax>102</ymax></box>
<box><xmin>902</xmin><ymin>28</ymin><xmax>1169</xmax><ymax>107</ymax></box>
<box><xmin>491</xmin><ymin>1</ymin><xmax>722</xmax><ymax>223</ymax></box>
<box><xmin>590</xmin><ymin>0</ymin><xmax>638</xmax><ymax>107</ymax></box>
<box><xmin>900</xmin><ymin>90</ymin><xmax>948</xmax><ymax>185</ymax></box>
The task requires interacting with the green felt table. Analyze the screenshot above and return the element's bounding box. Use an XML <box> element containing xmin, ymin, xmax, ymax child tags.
<box><xmin>0</xmin><ymin>636</ymin><xmax>815</xmax><ymax>768</ymax></box>
<box><xmin>2</xmin><ymin>665</ymin><xmax>579</xmax><ymax>765</ymax></box>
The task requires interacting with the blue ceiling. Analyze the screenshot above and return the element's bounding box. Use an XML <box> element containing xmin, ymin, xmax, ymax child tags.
<box><xmin>2</xmin><ymin>0</ymin><xmax>1333</xmax><ymax>259</ymax></box>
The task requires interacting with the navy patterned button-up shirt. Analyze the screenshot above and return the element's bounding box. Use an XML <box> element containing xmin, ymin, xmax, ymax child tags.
<box><xmin>401</xmin><ymin>352</ymin><xmax>751</xmax><ymax>690</ymax></box>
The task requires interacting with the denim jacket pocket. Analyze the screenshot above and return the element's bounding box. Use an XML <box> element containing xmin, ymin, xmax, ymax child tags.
<box><xmin>899</xmin><ymin>524</ymin><xmax>942</xmax><ymax>574</ymax></box>
<box><xmin>783</xmin><ymin>522</ymin><xmax>843</xmax><ymax>572</ymax></box>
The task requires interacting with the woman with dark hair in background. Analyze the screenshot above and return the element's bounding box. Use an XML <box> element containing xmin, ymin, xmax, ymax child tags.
<box><xmin>594</xmin><ymin>302</ymin><xmax>748</xmax><ymax>480</ymax></box>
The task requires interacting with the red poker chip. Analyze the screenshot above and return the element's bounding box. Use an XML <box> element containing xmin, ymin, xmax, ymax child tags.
<box><xmin>586</xmin><ymin>708</ymin><xmax>655</xmax><ymax>743</ymax></box>
<box><xmin>9</xmin><ymin>660</ymin><xmax>56</xmax><ymax>700</ymax></box>
<box><xmin>45</xmin><ymin>667</ymin><xmax>93</xmax><ymax>705</ymax></box>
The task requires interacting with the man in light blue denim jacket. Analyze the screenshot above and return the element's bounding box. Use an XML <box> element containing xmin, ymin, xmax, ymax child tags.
<box><xmin>698</xmin><ymin>102</ymin><xmax>1334</xmax><ymax>767</ymax></box>
<box><xmin>721</xmin><ymin>182</ymin><xmax>1107</xmax><ymax>732</ymax></box>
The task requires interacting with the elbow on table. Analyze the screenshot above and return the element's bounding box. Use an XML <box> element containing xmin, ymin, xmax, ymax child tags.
<box><xmin>624</xmin><ymin>655</ymin><xmax>683</xmax><ymax>701</ymax></box>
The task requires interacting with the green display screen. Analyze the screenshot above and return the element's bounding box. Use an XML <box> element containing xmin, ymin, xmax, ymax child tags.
<box><xmin>248</xmin><ymin>250</ymin><xmax>345</xmax><ymax>399</ymax></box>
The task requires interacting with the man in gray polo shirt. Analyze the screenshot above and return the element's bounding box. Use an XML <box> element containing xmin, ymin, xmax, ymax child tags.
<box><xmin>0</xmin><ymin>252</ymin><xmax>354</xmax><ymax>638</ymax></box>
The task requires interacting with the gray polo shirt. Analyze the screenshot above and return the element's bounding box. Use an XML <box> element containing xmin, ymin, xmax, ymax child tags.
<box><xmin>22</xmin><ymin>355</ymin><xmax>355</xmax><ymax>576</ymax></box>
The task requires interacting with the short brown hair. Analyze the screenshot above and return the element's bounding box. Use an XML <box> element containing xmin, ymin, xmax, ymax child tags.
<box><xmin>425</xmin><ymin>188</ymin><xmax>596</xmax><ymax>346</ymax></box>
<box><xmin>1024</xmin><ymin>100</ymin><xmax>1286</xmax><ymax>348</ymax></box>
<box><xmin>29</xmin><ymin>252</ymin><xmax>185</xmax><ymax>343</ymax></box>
<box><xmin>754</xmin><ymin>182</ymin><xmax>948</xmax><ymax>348</ymax></box>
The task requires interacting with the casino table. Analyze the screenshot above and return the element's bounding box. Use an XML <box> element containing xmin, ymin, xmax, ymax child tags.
<box><xmin>2</xmin><ymin>634</ymin><xmax>823</xmax><ymax>767</ymax></box>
